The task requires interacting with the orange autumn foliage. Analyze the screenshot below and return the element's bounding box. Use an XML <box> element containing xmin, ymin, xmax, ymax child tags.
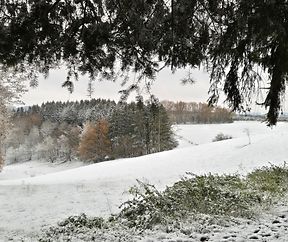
<box><xmin>78</xmin><ymin>120</ymin><xmax>111</xmax><ymax>162</ymax></box>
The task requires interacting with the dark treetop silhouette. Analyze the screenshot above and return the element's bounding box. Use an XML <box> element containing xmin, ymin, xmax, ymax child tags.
<box><xmin>0</xmin><ymin>0</ymin><xmax>287</xmax><ymax>125</ymax></box>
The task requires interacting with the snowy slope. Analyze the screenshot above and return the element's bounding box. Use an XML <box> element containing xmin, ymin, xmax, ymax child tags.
<box><xmin>1</xmin><ymin>121</ymin><xmax>287</xmax><ymax>186</ymax></box>
<box><xmin>1</xmin><ymin>121</ymin><xmax>288</xmax><ymax>240</ymax></box>
<box><xmin>174</xmin><ymin>120</ymin><xmax>282</xmax><ymax>147</ymax></box>
<box><xmin>1</xmin><ymin>131</ymin><xmax>287</xmax><ymax>186</ymax></box>
<box><xmin>0</xmin><ymin>160</ymin><xmax>85</xmax><ymax>181</ymax></box>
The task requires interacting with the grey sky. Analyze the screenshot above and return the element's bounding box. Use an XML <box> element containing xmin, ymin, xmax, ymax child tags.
<box><xmin>21</xmin><ymin>68</ymin><xmax>211</xmax><ymax>105</ymax></box>
<box><xmin>21</xmin><ymin>67</ymin><xmax>276</xmax><ymax>114</ymax></box>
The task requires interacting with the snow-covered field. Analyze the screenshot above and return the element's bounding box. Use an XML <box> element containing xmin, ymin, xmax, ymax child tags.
<box><xmin>1</xmin><ymin>121</ymin><xmax>288</xmax><ymax>241</ymax></box>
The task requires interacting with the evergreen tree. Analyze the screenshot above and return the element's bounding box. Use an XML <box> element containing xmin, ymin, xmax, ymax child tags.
<box><xmin>157</xmin><ymin>105</ymin><xmax>178</xmax><ymax>151</ymax></box>
<box><xmin>109</xmin><ymin>104</ymin><xmax>137</xmax><ymax>158</ymax></box>
<box><xmin>109</xmin><ymin>100</ymin><xmax>176</xmax><ymax>158</ymax></box>
<box><xmin>1</xmin><ymin>1</ymin><xmax>288</xmax><ymax>124</ymax></box>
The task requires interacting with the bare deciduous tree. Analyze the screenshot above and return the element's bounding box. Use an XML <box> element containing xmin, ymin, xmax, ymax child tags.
<box><xmin>0</xmin><ymin>68</ymin><xmax>26</xmax><ymax>170</ymax></box>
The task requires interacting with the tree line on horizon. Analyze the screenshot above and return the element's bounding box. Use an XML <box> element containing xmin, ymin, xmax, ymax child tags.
<box><xmin>161</xmin><ymin>101</ymin><xmax>234</xmax><ymax>124</ymax></box>
<box><xmin>3</xmin><ymin>98</ymin><xmax>234</xmax><ymax>165</ymax></box>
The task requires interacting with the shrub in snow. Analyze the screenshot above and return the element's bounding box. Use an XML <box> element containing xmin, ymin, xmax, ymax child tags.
<box><xmin>63</xmin><ymin>214</ymin><xmax>103</xmax><ymax>227</ymax></box>
<box><xmin>212</xmin><ymin>133</ymin><xmax>232</xmax><ymax>142</ymax></box>
<box><xmin>39</xmin><ymin>165</ymin><xmax>288</xmax><ymax>241</ymax></box>
<box><xmin>39</xmin><ymin>215</ymin><xmax>138</xmax><ymax>241</ymax></box>
<box><xmin>119</xmin><ymin>175</ymin><xmax>262</xmax><ymax>230</ymax></box>
<box><xmin>247</xmin><ymin>164</ymin><xmax>288</xmax><ymax>195</ymax></box>
<box><xmin>54</xmin><ymin>213</ymin><xmax>106</xmax><ymax>231</ymax></box>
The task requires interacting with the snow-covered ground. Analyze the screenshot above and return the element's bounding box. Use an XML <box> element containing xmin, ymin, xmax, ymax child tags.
<box><xmin>0</xmin><ymin>160</ymin><xmax>85</xmax><ymax>181</ymax></box>
<box><xmin>1</xmin><ymin>121</ymin><xmax>288</xmax><ymax>241</ymax></box>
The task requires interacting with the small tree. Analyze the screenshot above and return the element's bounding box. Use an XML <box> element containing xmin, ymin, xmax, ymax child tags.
<box><xmin>0</xmin><ymin>154</ymin><xmax>4</xmax><ymax>171</ymax></box>
<box><xmin>5</xmin><ymin>147</ymin><xmax>17</xmax><ymax>164</ymax></box>
<box><xmin>35</xmin><ymin>137</ymin><xmax>58</xmax><ymax>163</ymax></box>
<box><xmin>57</xmin><ymin>125</ymin><xmax>81</xmax><ymax>162</ymax></box>
<box><xmin>243</xmin><ymin>128</ymin><xmax>251</xmax><ymax>145</ymax></box>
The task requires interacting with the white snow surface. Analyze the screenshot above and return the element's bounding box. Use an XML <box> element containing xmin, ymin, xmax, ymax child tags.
<box><xmin>1</xmin><ymin>121</ymin><xmax>288</xmax><ymax>241</ymax></box>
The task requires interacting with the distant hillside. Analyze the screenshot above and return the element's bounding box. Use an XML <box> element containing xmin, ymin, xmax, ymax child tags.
<box><xmin>161</xmin><ymin>100</ymin><xmax>234</xmax><ymax>124</ymax></box>
<box><xmin>234</xmin><ymin>113</ymin><xmax>288</xmax><ymax>122</ymax></box>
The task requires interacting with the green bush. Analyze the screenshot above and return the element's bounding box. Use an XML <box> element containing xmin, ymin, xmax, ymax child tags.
<box><xmin>119</xmin><ymin>174</ymin><xmax>263</xmax><ymax>230</ymax></box>
<box><xmin>58</xmin><ymin>214</ymin><xmax>106</xmax><ymax>229</ymax></box>
<box><xmin>39</xmin><ymin>214</ymin><xmax>107</xmax><ymax>242</ymax></box>
<box><xmin>247</xmin><ymin>164</ymin><xmax>288</xmax><ymax>195</ymax></box>
<box><xmin>40</xmin><ymin>164</ymin><xmax>288</xmax><ymax>240</ymax></box>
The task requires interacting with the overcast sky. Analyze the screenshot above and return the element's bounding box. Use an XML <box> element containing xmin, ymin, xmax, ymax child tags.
<box><xmin>21</xmin><ymin>67</ymin><xmax>274</xmax><ymax>114</ymax></box>
<box><xmin>22</xmin><ymin>67</ymin><xmax>211</xmax><ymax>104</ymax></box>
